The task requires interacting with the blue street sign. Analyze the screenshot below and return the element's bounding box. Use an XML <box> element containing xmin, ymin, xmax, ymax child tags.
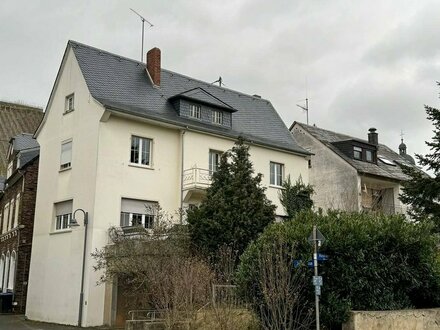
<box><xmin>293</xmin><ymin>260</ymin><xmax>301</xmax><ymax>268</ymax></box>
<box><xmin>307</xmin><ymin>260</ymin><xmax>314</xmax><ymax>268</ymax></box>
<box><xmin>317</xmin><ymin>253</ymin><xmax>329</xmax><ymax>261</ymax></box>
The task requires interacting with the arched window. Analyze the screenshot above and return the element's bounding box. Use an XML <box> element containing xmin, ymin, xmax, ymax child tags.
<box><xmin>0</xmin><ymin>254</ymin><xmax>5</xmax><ymax>291</ymax></box>
<box><xmin>3</xmin><ymin>252</ymin><xmax>10</xmax><ymax>293</ymax></box>
<box><xmin>7</xmin><ymin>251</ymin><xmax>16</xmax><ymax>291</ymax></box>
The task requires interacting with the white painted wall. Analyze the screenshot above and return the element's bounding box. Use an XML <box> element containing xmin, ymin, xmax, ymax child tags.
<box><xmin>26</xmin><ymin>47</ymin><xmax>104</xmax><ymax>326</ymax></box>
<box><xmin>292</xmin><ymin>124</ymin><xmax>360</xmax><ymax>211</ymax></box>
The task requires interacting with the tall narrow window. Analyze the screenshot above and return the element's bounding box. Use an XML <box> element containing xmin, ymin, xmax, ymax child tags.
<box><xmin>65</xmin><ymin>94</ymin><xmax>74</xmax><ymax>113</ymax></box>
<box><xmin>9</xmin><ymin>199</ymin><xmax>15</xmax><ymax>231</ymax></box>
<box><xmin>189</xmin><ymin>104</ymin><xmax>201</xmax><ymax>119</ymax></box>
<box><xmin>212</xmin><ymin>110</ymin><xmax>223</xmax><ymax>124</ymax></box>
<box><xmin>0</xmin><ymin>255</ymin><xmax>4</xmax><ymax>291</ymax></box>
<box><xmin>366</xmin><ymin>150</ymin><xmax>373</xmax><ymax>162</ymax></box>
<box><xmin>120</xmin><ymin>198</ymin><xmax>157</xmax><ymax>229</ymax></box>
<box><xmin>13</xmin><ymin>193</ymin><xmax>20</xmax><ymax>228</ymax></box>
<box><xmin>270</xmin><ymin>162</ymin><xmax>284</xmax><ymax>186</ymax></box>
<box><xmin>7</xmin><ymin>251</ymin><xmax>16</xmax><ymax>291</ymax></box>
<box><xmin>60</xmin><ymin>141</ymin><xmax>72</xmax><ymax>170</ymax></box>
<box><xmin>54</xmin><ymin>200</ymin><xmax>72</xmax><ymax>231</ymax></box>
<box><xmin>3</xmin><ymin>204</ymin><xmax>9</xmax><ymax>233</ymax></box>
<box><xmin>130</xmin><ymin>136</ymin><xmax>152</xmax><ymax>166</ymax></box>
<box><xmin>209</xmin><ymin>150</ymin><xmax>222</xmax><ymax>174</ymax></box>
<box><xmin>3</xmin><ymin>252</ymin><xmax>9</xmax><ymax>293</ymax></box>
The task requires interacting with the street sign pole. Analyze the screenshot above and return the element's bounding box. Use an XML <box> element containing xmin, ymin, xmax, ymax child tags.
<box><xmin>313</xmin><ymin>225</ymin><xmax>320</xmax><ymax>330</ymax></box>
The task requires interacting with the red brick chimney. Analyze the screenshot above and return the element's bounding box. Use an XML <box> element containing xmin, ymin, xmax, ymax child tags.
<box><xmin>146</xmin><ymin>47</ymin><xmax>161</xmax><ymax>86</ymax></box>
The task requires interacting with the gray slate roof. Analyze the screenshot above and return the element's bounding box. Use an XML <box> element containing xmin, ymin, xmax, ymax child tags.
<box><xmin>0</xmin><ymin>177</ymin><xmax>5</xmax><ymax>191</ymax></box>
<box><xmin>70</xmin><ymin>41</ymin><xmax>308</xmax><ymax>155</ymax></box>
<box><xmin>11</xmin><ymin>133</ymin><xmax>39</xmax><ymax>151</ymax></box>
<box><xmin>10</xmin><ymin>133</ymin><xmax>40</xmax><ymax>169</ymax></box>
<box><xmin>296</xmin><ymin>123</ymin><xmax>416</xmax><ymax>182</ymax></box>
<box><xmin>173</xmin><ymin>88</ymin><xmax>236</xmax><ymax>111</ymax></box>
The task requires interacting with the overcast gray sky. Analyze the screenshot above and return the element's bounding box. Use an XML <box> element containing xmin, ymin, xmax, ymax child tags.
<box><xmin>1</xmin><ymin>0</ymin><xmax>439</xmax><ymax>164</ymax></box>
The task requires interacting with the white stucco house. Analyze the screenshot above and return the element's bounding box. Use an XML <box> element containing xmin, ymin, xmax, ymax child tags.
<box><xmin>26</xmin><ymin>41</ymin><xmax>310</xmax><ymax>327</ymax></box>
<box><xmin>291</xmin><ymin>122</ymin><xmax>417</xmax><ymax>215</ymax></box>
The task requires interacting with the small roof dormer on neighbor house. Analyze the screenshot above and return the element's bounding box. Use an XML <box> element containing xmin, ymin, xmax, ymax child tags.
<box><xmin>291</xmin><ymin>122</ymin><xmax>419</xmax><ymax>215</ymax></box>
<box><xmin>27</xmin><ymin>41</ymin><xmax>310</xmax><ymax>327</ymax></box>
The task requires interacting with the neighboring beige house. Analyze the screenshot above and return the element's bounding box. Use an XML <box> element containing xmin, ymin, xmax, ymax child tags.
<box><xmin>291</xmin><ymin>122</ymin><xmax>416</xmax><ymax>215</ymax></box>
<box><xmin>26</xmin><ymin>41</ymin><xmax>310</xmax><ymax>327</ymax></box>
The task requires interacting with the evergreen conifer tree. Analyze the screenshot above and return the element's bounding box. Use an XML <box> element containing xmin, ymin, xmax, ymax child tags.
<box><xmin>187</xmin><ymin>137</ymin><xmax>276</xmax><ymax>261</ymax></box>
<box><xmin>400</xmin><ymin>84</ymin><xmax>440</xmax><ymax>231</ymax></box>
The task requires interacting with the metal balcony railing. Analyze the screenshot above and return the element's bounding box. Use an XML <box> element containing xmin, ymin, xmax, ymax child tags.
<box><xmin>182</xmin><ymin>168</ymin><xmax>212</xmax><ymax>190</ymax></box>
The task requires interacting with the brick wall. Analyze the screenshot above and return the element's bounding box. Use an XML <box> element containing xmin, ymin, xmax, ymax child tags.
<box><xmin>0</xmin><ymin>156</ymin><xmax>39</xmax><ymax>313</ymax></box>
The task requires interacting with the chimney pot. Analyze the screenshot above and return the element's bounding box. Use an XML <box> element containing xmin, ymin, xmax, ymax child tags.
<box><xmin>368</xmin><ymin>127</ymin><xmax>378</xmax><ymax>145</ymax></box>
<box><xmin>146</xmin><ymin>47</ymin><xmax>161</xmax><ymax>86</ymax></box>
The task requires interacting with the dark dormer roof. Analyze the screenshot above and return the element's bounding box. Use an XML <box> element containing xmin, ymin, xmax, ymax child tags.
<box><xmin>69</xmin><ymin>41</ymin><xmax>309</xmax><ymax>156</ymax></box>
<box><xmin>0</xmin><ymin>177</ymin><xmax>5</xmax><ymax>191</ymax></box>
<box><xmin>170</xmin><ymin>87</ymin><xmax>237</xmax><ymax>112</ymax></box>
<box><xmin>295</xmin><ymin>122</ymin><xmax>419</xmax><ymax>182</ymax></box>
<box><xmin>11</xmin><ymin>133</ymin><xmax>39</xmax><ymax>151</ymax></box>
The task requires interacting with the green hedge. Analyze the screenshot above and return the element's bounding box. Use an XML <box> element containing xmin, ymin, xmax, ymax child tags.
<box><xmin>236</xmin><ymin>211</ymin><xmax>440</xmax><ymax>329</ymax></box>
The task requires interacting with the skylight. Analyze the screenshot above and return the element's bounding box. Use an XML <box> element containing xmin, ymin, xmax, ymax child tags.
<box><xmin>378</xmin><ymin>157</ymin><xmax>396</xmax><ymax>166</ymax></box>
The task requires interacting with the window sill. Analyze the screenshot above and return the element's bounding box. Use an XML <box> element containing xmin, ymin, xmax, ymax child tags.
<box><xmin>269</xmin><ymin>184</ymin><xmax>284</xmax><ymax>190</ymax></box>
<box><xmin>128</xmin><ymin>163</ymin><xmax>154</xmax><ymax>170</ymax></box>
<box><xmin>59</xmin><ymin>166</ymin><xmax>72</xmax><ymax>173</ymax></box>
<box><xmin>50</xmin><ymin>229</ymin><xmax>72</xmax><ymax>235</ymax></box>
<box><xmin>63</xmin><ymin>109</ymin><xmax>74</xmax><ymax>115</ymax></box>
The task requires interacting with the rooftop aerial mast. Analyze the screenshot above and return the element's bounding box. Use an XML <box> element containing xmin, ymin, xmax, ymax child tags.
<box><xmin>130</xmin><ymin>8</ymin><xmax>154</xmax><ymax>62</ymax></box>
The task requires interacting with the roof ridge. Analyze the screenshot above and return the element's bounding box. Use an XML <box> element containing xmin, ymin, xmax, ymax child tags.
<box><xmin>161</xmin><ymin>69</ymin><xmax>270</xmax><ymax>102</ymax></box>
<box><xmin>69</xmin><ymin>40</ymin><xmax>269</xmax><ymax>103</ymax></box>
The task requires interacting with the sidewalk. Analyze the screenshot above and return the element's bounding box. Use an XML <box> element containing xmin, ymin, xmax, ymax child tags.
<box><xmin>0</xmin><ymin>314</ymin><xmax>116</xmax><ymax>330</ymax></box>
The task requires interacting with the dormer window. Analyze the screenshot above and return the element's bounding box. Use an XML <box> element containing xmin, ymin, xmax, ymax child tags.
<box><xmin>366</xmin><ymin>150</ymin><xmax>373</xmax><ymax>162</ymax></box>
<box><xmin>212</xmin><ymin>110</ymin><xmax>223</xmax><ymax>125</ymax></box>
<box><xmin>353</xmin><ymin>146</ymin><xmax>362</xmax><ymax>160</ymax></box>
<box><xmin>189</xmin><ymin>104</ymin><xmax>201</xmax><ymax>119</ymax></box>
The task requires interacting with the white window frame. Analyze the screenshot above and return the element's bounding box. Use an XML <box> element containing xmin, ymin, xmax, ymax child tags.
<box><xmin>65</xmin><ymin>93</ymin><xmax>75</xmax><ymax>113</ymax></box>
<box><xmin>270</xmin><ymin>162</ymin><xmax>284</xmax><ymax>187</ymax></box>
<box><xmin>120</xmin><ymin>198</ymin><xmax>157</xmax><ymax>229</ymax></box>
<box><xmin>6</xmin><ymin>161</ymin><xmax>13</xmax><ymax>179</ymax></box>
<box><xmin>209</xmin><ymin>150</ymin><xmax>222</xmax><ymax>174</ymax></box>
<box><xmin>60</xmin><ymin>140</ymin><xmax>72</xmax><ymax>170</ymax></box>
<box><xmin>189</xmin><ymin>104</ymin><xmax>201</xmax><ymax>119</ymax></box>
<box><xmin>212</xmin><ymin>110</ymin><xmax>223</xmax><ymax>125</ymax></box>
<box><xmin>353</xmin><ymin>146</ymin><xmax>362</xmax><ymax>160</ymax></box>
<box><xmin>3</xmin><ymin>252</ymin><xmax>9</xmax><ymax>293</ymax></box>
<box><xmin>8</xmin><ymin>199</ymin><xmax>15</xmax><ymax>231</ymax></box>
<box><xmin>7</xmin><ymin>251</ymin><xmax>16</xmax><ymax>291</ymax></box>
<box><xmin>54</xmin><ymin>200</ymin><xmax>73</xmax><ymax>231</ymax></box>
<box><xmin>130</xmin><ymin>136</ymin><xmax>152</xmax><ymax>167</ymax></box>
<box><xmin>3</xmin><ymin>203</ymin><xmax>9</xmax><ymax>233</ymax></box>
<box><xmin>13</xmin><ymin>193</ymin><xmax>20</xmax><ymax>228</ymax></box>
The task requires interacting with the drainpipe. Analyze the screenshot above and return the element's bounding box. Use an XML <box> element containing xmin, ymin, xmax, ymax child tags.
<box><xmin>180</xmin><ymin>128</ymin><xmax>187</xmax><ymax>224</ymax></box>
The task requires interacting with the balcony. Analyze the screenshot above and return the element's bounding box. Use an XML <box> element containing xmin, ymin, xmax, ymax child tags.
<box><xmin>182</xmin><ymin>168</ymin><xmax>212</xmax><ymax>202</ymax></box>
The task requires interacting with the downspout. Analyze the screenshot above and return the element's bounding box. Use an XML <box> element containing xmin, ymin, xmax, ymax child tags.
<box><xmin>180</xmin><ymin>128</ymin><xmax>187</xmax><ymax>224</ymax></box>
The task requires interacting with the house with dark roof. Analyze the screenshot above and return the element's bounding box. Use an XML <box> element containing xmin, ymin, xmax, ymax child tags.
<box><xmin>291</xmin><ymin>122</ymin><xmax>417</xmax><ymax>215</ymax></box>
<box><xmin>0</xmin><ymin>133</ymin><xmax>40</xmax><ymax>313</ymax></box>
<box><xmin>26</xmin><ymin>41</ymin><xmax>310</xmax><ymax>327</ymax></box>
<box><xmin>0</xmin><ymin>102</ymin><xmax>43</xmax><ymax>176</ymax></box>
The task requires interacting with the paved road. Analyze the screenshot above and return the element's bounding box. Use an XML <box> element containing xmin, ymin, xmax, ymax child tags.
<box><xmin>0</xmin><ymin>314</ymin><xmax>114</xmax><ymax>330</ymax></box>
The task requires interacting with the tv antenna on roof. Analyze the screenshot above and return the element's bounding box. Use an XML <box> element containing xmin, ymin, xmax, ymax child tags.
<box><xmin>212</xmin><ymin>76</ymin><xmax>225</xmax><ymax>87</ymax></box>
<box><xmin>130</xmin><ymin>8</ymin><xmax>154</xmax><ymax>62</ymax></box>
<box><xmin>296</xmin><ymin>98</ymin><xmax>309</xmax><ymax>125</ymax></box>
